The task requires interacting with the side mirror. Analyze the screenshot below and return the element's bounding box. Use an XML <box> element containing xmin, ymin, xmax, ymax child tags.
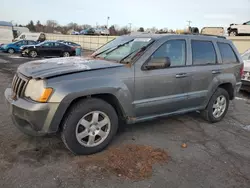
<box><xmin>144</xmin><ymin>57</ymin><xmax>171</xmax><ymax>70</ymax></box>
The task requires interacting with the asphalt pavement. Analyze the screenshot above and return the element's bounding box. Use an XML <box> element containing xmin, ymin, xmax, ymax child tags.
<box><xmin>0</xmin><ymin>52</ymin><xmax>250</xmax><ymax>188</ymax></box>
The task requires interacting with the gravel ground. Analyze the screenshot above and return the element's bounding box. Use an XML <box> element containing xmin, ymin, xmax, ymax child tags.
<box><xmin>0</xmin><ymin>52</ymin><xmax>250</xmax><ymax>188</ymax></box>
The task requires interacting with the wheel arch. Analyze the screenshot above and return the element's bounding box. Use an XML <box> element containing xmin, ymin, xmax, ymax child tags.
<box><xmin>48</xmin><ymin>93</ymin><xmax>127</xmax><ymax>133</ymax></box>
<box><xmin>204</xmin><ymin>81</ymin><xmax>235</xmax><ymax>109</ymax></box>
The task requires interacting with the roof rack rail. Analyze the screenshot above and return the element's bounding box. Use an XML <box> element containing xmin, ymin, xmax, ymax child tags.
<box><xmin>199</xmin><ymin>34</ymin><xmax>226</xmax><ymax>39</ymax></box>
<box><xmin>184</xmin><ymin>33</ymin><xmax>226</xmax><ymax>39</ymax></box>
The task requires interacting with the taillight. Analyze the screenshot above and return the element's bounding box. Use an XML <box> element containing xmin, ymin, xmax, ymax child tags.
<box><xmin>240</xmin><ymin>64</ymin><xmax>244</xmax><ymax>78</ymax></box>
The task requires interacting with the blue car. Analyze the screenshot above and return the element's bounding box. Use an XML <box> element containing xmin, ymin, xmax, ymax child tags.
<box><xmin>1</xmin><ymin>40</ymin><xmax>37</xmax><ymax>54</ymax></box>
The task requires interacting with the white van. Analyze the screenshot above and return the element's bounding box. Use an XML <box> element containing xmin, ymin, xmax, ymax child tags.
<box><xmin>0</xmin><ymin>22</ymin><xmax>14</xmax><ymax>44</ymax></box>
<box><xmin>14</xmin><ymin>32</ymin><xmax>46</xmax><ymax>42</ymax></box>
<box><xmin>0</xmin><ymin>28</ymin><xmax>13</xmax><ymax>44</ymax></box>
<box><xmin>13</xmin><ymin>27</ymin><xmax>30</xmax><ymax>38</ymax></box>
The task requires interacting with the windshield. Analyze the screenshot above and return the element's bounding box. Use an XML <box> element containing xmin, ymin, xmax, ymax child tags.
<box><xmin>93</xmin><ymin>36</ymin><xmax>132</xmax><ymax>55</ymax></box>
<box><xmin>94</xmin><ymin>37</ymin><xmax>153</xmax><ymax>62</ymax></box>
<box><xmin>242</xmin><ymin>50</ymin><xmax>250</xmax><ymax>61</ymax></box>
<box><xmin>36</xmin><ymin>41</ymin><xmax>47</xmax><ymax>46</ymax></box>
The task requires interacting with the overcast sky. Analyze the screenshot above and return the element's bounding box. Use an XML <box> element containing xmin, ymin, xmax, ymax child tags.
<box><xmin>1</xmin><ymin>0</ymin><xmax>250</xmax><ymax>29</ymax></box>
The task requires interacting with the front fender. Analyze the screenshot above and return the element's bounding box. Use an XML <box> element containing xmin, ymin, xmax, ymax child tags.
<box><xmin>47</xmin><ymin>77</ymin><xmax>134</xmax><ymax>132</ymax></box>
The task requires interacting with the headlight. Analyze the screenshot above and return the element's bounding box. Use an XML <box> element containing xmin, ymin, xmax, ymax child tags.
<box><xmin>20</xmin><ymin>46</ymin><xmax>24</xmax><ymax>49</ymax></box>
<box><xmin>24</xmin><ymin>79</ymin><xmax>53</xmax><ymax>102</ymax></box>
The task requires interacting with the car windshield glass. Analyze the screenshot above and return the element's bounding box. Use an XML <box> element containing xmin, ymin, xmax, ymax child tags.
<box><xmin>95</xmin><ymin>38</ymin><xmax>153</xmax><ymax>62</ymax></box>
<box><xmin>36</xmin><ymin>41</ymin><xmax>47</xmax><ymax>46</ymax></box>
<box><xmin>93</xmin><ymin>36</ymin><xmax>134</xmax><ymax>56</ymax></box>
<box><xmin>242</xmin><ymin>50</ymin><xmax>250</xmax><ymax>61</ymax></box>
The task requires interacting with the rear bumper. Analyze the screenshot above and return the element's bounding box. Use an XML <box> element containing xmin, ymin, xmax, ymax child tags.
<box><xmin>21</xmin><ymin>49</ymin><xmax>29</xmax><ymax>55</ymax></box>
<box><xmin>5</xmin><ymin>88</ymin><xmax>60</xmax><ymax>134</ymax></box>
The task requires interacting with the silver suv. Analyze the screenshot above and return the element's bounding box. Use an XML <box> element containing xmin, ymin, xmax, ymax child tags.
<box><xmin>5</xmin><ymin>34</ymin><xmax>243</xmax><ymax>155</ymax></box>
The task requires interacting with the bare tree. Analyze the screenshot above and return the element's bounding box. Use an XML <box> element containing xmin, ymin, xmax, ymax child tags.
<box><xmin>45</xmin><ymin>20</ymin><xmax>58</xmax><ymax>33</ymax></box>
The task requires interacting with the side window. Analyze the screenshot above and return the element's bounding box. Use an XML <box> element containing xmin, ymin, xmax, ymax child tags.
<box><xmin>151</xmin><ymin>40</ymin><xmax>186</xmax><ymax>67</ymax></box>
<box><xmin>54</xmin><ymin>43</ymin><xmax>62</xmax><ymax>47</ymax></box>
<box><xmin>28</xmin><ymin>41</ymin><xmax>36</xmax><ymax>45</ymax></box>
<box><xmin>217</xmin><ymin>43</ymin><xmax>238</xmax><ymax>64</ymax></box>
<box><xmin>192</xmin><ymin>40</ymin><xmax>217</xmax><ymax>65</ymax></box>
<box><xmin>16</xmin><ymin>40</ymin><xmax>26</xmax><ymax>45</ymax></box>
<box><xmin>15</xmin><ymin>41</ymin><xmax>22</xmax><ymax>45</ymax></box>
<box><xmin>42</xmin><ymin>42</ymin><xmax>53</xmax><ymax>47</ymax></box>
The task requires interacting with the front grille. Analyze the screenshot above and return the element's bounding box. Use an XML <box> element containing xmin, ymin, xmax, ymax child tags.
<box><xmin>11</xmin><ymin>74</ymin><xmax>28</xmax><ymax>98</ymax></box>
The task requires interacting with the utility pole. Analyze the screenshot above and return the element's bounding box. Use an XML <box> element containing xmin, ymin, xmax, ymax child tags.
<box><xmin>187</xmin><ymin>20</ymin><xmax>192</xmax><ymax>27</ymax></box>
<box><xmin>107</xmin><ymin>16</ymin><xmax>110</xmax><ymax>29</ymax></box>
<box><xmin>128</xmin><ymin>23</ymin><xmax>132</xmax><ymax>33</ymax></box>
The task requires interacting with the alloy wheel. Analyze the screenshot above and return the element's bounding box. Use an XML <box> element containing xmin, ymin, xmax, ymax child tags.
<box><xmin>212</xmin><ymin>95</ymin><xmax>227</xmax><ymax>118</ymax></box>
<box><xmin>75</xmin><ymin>111</ymin><xmax>111</xmax><ymax>147</ymax></box>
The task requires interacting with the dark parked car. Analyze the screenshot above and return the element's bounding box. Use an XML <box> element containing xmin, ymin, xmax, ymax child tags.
<box><xmin>21</xmin><ymin>41</ymin><xmax>76</xmax><ymax>58</ymax></box>
<box><xmin>57</xmin><ymin>40</ymin><xmax>81</xmax><ymax>47</ymax></box>
<box><xmin>5</xmin><ymin>34</ymin><xmax>243</xmax><ymax>155</ymax></box>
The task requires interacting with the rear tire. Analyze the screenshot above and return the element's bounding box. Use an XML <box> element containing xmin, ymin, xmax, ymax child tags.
<box><xmin>61</xmin><ymin>98</ymin><xmax>118</xmax><ymax>155</ymax></box>
<box><xmin>201</xmin><ymin>88</ymin><xmax>229</xmax><ymax>123</ymax></box>
<box><xmin>63</xmin><ymin>51</ymin><xmax>70</xmax><ymax>57</ymax></box>
<box><xmin>229</xmin><ymin>30</ymin><xmax>237</xmax><ymax>36</ymax></box>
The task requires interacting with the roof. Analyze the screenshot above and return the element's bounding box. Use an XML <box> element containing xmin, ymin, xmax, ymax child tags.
<box><xmin>0</xmin><ymin>21</ymin><xmax>12</xmax><ymax>27</ymax></box>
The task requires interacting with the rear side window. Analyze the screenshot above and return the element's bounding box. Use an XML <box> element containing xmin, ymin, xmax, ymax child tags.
<box><xmin>55</xmin><ymin>43</ymin><xmax>62</xmax><ymax>47</ymax></box>
<box><xmin>217</xmin><ymin>43</ymin><xmax>238</xmax><ymax>64</ymax></box>
<box><xmin>192</xmin><ymin>40</ymin><xmax>217</xmax><ymax>65</ymax></box>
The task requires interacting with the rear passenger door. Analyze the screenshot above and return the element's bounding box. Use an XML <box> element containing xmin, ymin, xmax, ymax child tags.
<box><xmin>184</xmin><ymin>39</ymin><xmax>220</xmax><ymax>108</ymax></box>
<box><xmin>53</xmin><ymin>42</ymin><xmax>64</xmax><ymax>56</ymax></box>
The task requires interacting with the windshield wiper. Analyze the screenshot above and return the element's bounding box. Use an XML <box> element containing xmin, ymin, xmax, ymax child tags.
<box><xmin>119</xmin><ymin>40</ymin><xmax>154</xmax><ymax>63</ymax></box>
<box><xmin>92</xmin><ymin>46</ymin><xmax>116</xmax><ymax>58</ymax></box>
<box><xmin>93</xmin><ymin>40</ymin><xmax>133</xmax><ymax>58</ymax></box>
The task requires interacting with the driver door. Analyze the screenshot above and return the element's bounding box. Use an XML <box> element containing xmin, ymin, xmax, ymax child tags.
<box><xmin>134</xmin><ymin>39</ymin><xmax>190</xmax><ymax>117</ymax></box>
<box><xmin>39</xmin><ymin>42</ymin><xmax>53</xmax><ymax>57</ymax></box>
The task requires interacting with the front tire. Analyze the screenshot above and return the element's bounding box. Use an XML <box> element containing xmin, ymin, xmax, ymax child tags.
<box><xmin>8</xmin><ymin>48</ymin><xmax>15</xmax><ymax>54</ymax></box>
<box><xmin>201</xmin><ymin>88</ymin><xmax>229</xmax><ymax>123</ymax></box>
<box><xmin>61</xmin><ymin>98</ymin><xmax>118</xmax><ymax>155</ymax></box>
<box><xmin>29</xmin><ymin>50</ymin><xmax>38</xmax><ymax>58</ymax></box>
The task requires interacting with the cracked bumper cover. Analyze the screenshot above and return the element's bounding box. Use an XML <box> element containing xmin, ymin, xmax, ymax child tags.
<box><xmin>4</xmin><ymin>88</ymin><xmax>60</xmax><ymax>133</ymax></box>
<box><xmin>241</xmin><ymin>80</ymin><xmax>250</xmax><ymax>92</ymax></box>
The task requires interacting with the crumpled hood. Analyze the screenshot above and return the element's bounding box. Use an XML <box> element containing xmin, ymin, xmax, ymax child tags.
<box><xmin>17</xmin><ymin>57</ymin><xmax>124</xmax><ymax>79</ymax></box>
<box><xmin>244</xmin><ymin>60</ymin><xmax>250</xmax><ymax>72</ymax></box>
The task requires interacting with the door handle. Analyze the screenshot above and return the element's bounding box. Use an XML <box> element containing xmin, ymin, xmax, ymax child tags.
<box><xmin>176</xmin><ymin>73</ymin><xmax>188</xmax><ymax>78</ymax></box>
<box><xmin>212</xmin><ymin>70</ymin><xmax>221</xmax><ymax>74</ymax></box>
